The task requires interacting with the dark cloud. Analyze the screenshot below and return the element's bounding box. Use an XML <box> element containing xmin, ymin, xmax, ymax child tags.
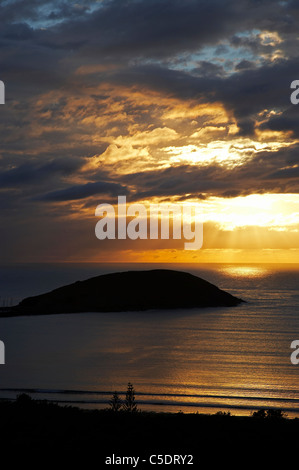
<box><xmin>36</xmin><ymin>0</ymin><xmax>299</xmax><ymax>61</ymax></box>
<box><xmin>40</xmin><ymin>181</ymin><xmax>130</xmax><ymax>202</ymax></box>
<box><xmin>259</xmin><ymin>105</ymin><xmax>299</xmax><ymax>137</ymax></box>
<box><xmin>266</xmin><ymin>166</ymin><xmax>299</xmax><ymax>180</ymax></box>
<box><xmin>117</xmin><ymin>143</ymin><xmax>299</xmax><ymax>200</ymax></box>
<box><xmin>0</xmin><ymin>0</ymin><xmax>298</xmax><ymax>126</ymax></box>
<box><xmin>43</xmin><ymin>0</ymin><xmax>241</xmax><ymax>58</ymax></box>
<box><xmin>0</xmin><ymin>0</ymin><xmax>96</xmax><ymax>24</ymax></box>
<box><xmin>235</xmin><ymin>60</ymin><xmax>256</xmax><ymax>71</ymax></box>
<box><xmin>1</xmin><ymin>0</ymin><xmax>299</xmax><ymax>260</ymax></box>
<box><xmin>193</xmin><ymin>61</ymin><xmax>225</xmax><ymax>78</ymax></box>
<box><xmin>0</xmin><ymin>158</ymin><xmax>82</xmax><ymax>186</ymax></box>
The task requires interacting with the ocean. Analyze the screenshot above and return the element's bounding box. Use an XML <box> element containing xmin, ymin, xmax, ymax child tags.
<box><xmin>0</xmin><ymin>263</ymin><xmax>298</xmax><ymax>416</ymax></box>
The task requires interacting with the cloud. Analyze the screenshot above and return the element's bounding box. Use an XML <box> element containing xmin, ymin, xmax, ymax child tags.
<box><xmin>0</xmin><ymin>0</ymin><xmax>97</xmax><ymax>24</ymax></box>
<box><xmin>36</xmin><ymin>0</ymin><xmax>299</xmax><ymax>62</ymax></box>
<box><xmin>1</xmin><ymin>0</ymin><xmax>299</xmax><ymax>261</ymax></box>
<box><xmin>117</xmin><ymin>143</ymin><xmax>299</xmax><ymax>199</ymax></box>
<box><xmin>40</xmin><ymin>180</ymin><xmax>130</xmax><ymax>202</ymax></box>
<box><xmin>0</xmin><ymin>157</ymin><xmax>83</xmax><ymax>186</ymax></box>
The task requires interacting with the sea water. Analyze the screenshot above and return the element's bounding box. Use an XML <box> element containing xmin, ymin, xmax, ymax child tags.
<box><xmin>0</xmin><ymin>263</ymin><xmax>298</xmax><ymax>416</ymax></box>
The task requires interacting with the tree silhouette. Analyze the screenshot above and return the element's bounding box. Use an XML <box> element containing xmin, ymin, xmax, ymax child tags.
<box><xmin>109</xmin><ymin>391</ymin><xmax>122</xmax><ymax>412</ymax></box>
<box><xmin>252</xmin><ymin>408</ymin><xmax>287</xmax><ymax>419</ymax></box>
<box><xmin>252</xmin><ymin>409</ymin><xmax>267</xmax><ymax>419</ymax></box>
<box><xmin>265</xmin><ymin>409</ymin><xmax>286</xmax><ymax>420</ymax></box>
<box><xmin>215</xmin><ymin>411</ymin><xmax>231</xmax><ymax>417</ymax></box>
<box><xmin>123</xmin><ymin>382</ymin><xmax>138</xmax><ymax>412</ymax></box>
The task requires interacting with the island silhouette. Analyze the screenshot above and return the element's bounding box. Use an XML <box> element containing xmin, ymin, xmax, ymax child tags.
<box><xmin>8</xmin><ymin>269</ymin><xmax>244</xmax><ymax>316</ymax></box>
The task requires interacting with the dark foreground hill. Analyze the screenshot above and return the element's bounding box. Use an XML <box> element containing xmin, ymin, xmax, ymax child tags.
<box><xmin>11</xmin><ymin>269</ymin><xmax>243</xmax><ymax>316</ymax></box>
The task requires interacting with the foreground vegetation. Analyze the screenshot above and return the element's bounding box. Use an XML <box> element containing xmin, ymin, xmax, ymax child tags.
<box><xmin>0</xmin><ymin>392</ymin><xmax>297</xmax><ymax>466</ymax></box>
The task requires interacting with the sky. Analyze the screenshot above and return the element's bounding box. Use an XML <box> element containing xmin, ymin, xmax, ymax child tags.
<box><xmin>1</xmin><ymin>0</ymin><xmax>299</xmax><ymax>263</ymax></box>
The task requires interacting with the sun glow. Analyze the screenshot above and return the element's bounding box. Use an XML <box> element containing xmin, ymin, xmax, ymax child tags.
<box><xmin>199</xmin><ymin>194</ymin><xmax>299</xmax><ymax>230</ymax></box>
<box><xmin>163</xmin><ymin>138</ymin><xmax>293</xmax><ymax>168</ymax></box>
<box><xmin>220</xmin><ymin>265</ymin><xmax>269</xmax><ymax>278</ymax></box>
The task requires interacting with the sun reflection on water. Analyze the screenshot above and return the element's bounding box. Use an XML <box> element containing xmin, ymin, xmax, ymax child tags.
<box><xmin>221</xmin><ymin>265</ymin><xmax>269</xmax><ymax>278</ymax></box>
